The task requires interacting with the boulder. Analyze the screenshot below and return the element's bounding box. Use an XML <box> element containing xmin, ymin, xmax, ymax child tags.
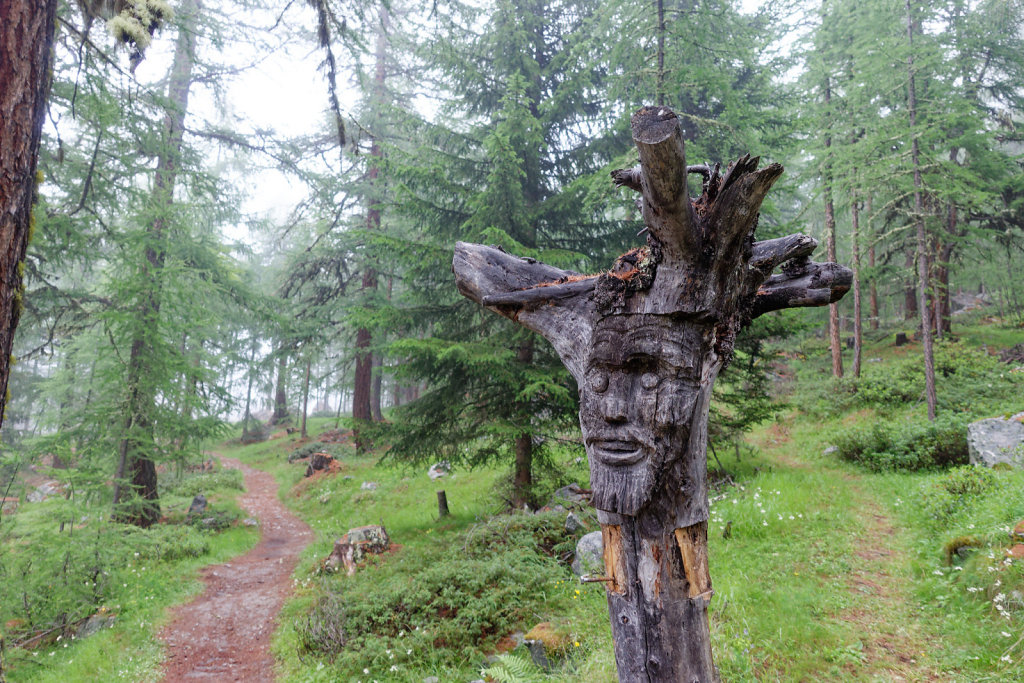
<box><xmin>967</xmin><ymin>413</ymin><xmax>1024</xmax><ymax>468</ymax></box>
<box><xmin>552</xmin><ymin>483</ymin><xmax>591</xmax><ymax>506</ymax></box>
<box><xmin>26</xmin><ymin>480</ymin><xmax>62</xmax><ymax>503</ymax></box>
<box><xmin>305</xmin><ymin>452</ymin><xmax>334</xmax><ymax>477</ymax></box>
<box><xmin>76</xmin><ymin>612</ymin><xmax>116</xmax><ymax>639</ymax></box>
<box><xmin>571</xmin><ymin>530</ymin><xmax>603</xmax><ymax>576</ymax></box>
<box><xmin>187</xmin><ymin>494</ymin><xmax>207</xmax><ymax>517</ymax></box>
<box><xmin>523</xmin><ymin>622</ymin><xmax>571</xmax><ymax>670</ymax></box>
<box><xmin>564</xmin><ymin>512</ymin><xmax>584</xmax><ymax>534</ymax></box>
<box><xmin>324</xmin><ymin>524</ymin><xmax>390</xmax><ymax>575</ymax></box>
<box><xmin>428</xmin><ymin>461</ymin><xmax>450</xmax><ymax>480</ymax></box>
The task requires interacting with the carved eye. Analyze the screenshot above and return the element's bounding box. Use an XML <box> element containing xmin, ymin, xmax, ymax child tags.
<box><xmin>641</xmin><ymin>373</ymin><xmax>659</xmax><ymax>390</ymax></box>
<box><xmin>589</xmin><ymin>371</ymin><xmax>609</xmax><ymax>393</ymax></box>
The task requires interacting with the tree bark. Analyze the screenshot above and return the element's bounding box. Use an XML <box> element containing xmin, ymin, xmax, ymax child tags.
<box><xmin>867</xmin><ymin>194</ymin><xmax>879</xmax><ymax>330</ymax></box>
<box><xmin>272</xmin><ymin>351</ymin><xmax>289</xmax><ymax>423</ymax></box>
<box><xmin>823</xmin><ymin>75</ymin><xmax>843</xmax><ymax>378</ymax></box>
<box><xmin>454</xmin><ymin>107</ymin><xmax>851</xmax><ymax>682</ymax></box>
<box><xmin>370</xmin><ymin>353</ymin><xmax>383</xmax><ymax>421</ymax></box>
<box><xmin>300</xmin><ymin>358</ymin><xmax>311</xmax><ymax>439</ymax></box>
<box><xmin>241</xmin><ymin>339</ymin><xmax>258</xmax><ymax>441</ymax></box>
<box><xmin>112</xmin><ymin>0</ymin><xmax>198</xmax><ymax>526</ymax></box>
<box><xmin>512</xmin><ymin>337</ymin><xmax>534</xmax><ymax>509</ymax></box>
<box><xmin>906</xmin><ymin>0</ymin><xmax>937</xmax><ymax>420</ymax></box>
<box><xmin>851</xmin><ymin>193</ymin><xmax>862</xmax><ymax>377</ymax></box>
<box><xmin>353</xmin><ymin>7</ymin><xmax>389</xmax><ymax>446</ymax></box>
<box><xmin>0</xmin><ymin>0</ymin><xmax>58</xmax><ymax>429</ymax></box>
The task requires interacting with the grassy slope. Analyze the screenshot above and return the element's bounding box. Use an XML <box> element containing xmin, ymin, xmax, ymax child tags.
<box><xmin>16</xmin><ymin>317</ymin><xmax>1021</xmax><ymax>682</ymax></box>
<box><xmin>233</xmin><ymin>319</ymin><xmax>1024</xmax><ymax>682</ymax></box>
<box><xmin>1</xmin><ymin>468</ymin><xmax>260</xmax><ymax>682</ymax></box>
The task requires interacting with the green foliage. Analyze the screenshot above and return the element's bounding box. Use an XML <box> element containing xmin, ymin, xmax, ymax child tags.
<box><xmin>833</xmin><ymin>413</ymin><xmax>969</xmax><ymax>471</ymax></box>
<box><xmin>481</xmin><ymin>652</ymin><xmax>549</xmax><ymax>683</ymax></box>
<box><xmin>294</xmin><ymin>511</ymin><xmax>575</xmax><ymax>668</ymax></box>
<box><xmin>921</xmin><ymin>465</ymin><xmax>1000</xmax><ymax>527</ymax></box>
<box><xmin>160</xmin><ymin>468</ymin><xmax>244</xmax><ymax>497</ymax></box>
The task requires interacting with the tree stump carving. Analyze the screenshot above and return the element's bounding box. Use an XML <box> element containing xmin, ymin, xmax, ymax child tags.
<box><xmin>453</xmin><ymin>106</ymin><xmax>852</xmax><ymax>682</ymax></box>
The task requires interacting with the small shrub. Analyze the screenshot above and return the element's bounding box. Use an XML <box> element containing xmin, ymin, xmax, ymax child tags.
<box><xmin>922</xmin><ymin>465</ymin><xmax>1000</xmax><ymax>527</ymax></box>
<box><xmin>288</xmin><ymin>441</ymin><xmax>341</xmax><ymax>463</ymax></box>
<box><xmin>833</xmin><ymin>413</ymin><xmax>969</xmax><ymax>471</ymax></box>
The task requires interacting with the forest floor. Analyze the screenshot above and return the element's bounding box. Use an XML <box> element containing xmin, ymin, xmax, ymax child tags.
<box><xmin>158</xmin><ymin>455</ymin><xmax>313</xmax><ymax>682</ymax></box>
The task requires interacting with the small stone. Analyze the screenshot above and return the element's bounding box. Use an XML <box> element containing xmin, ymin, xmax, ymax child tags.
<box><xmin>552</xmin><ymin>483</ymin><xmax>591</xmax><ymax>505</ymax></box>
<box><xmin>75</xmin><ymin>613</ymin><xmax>116</xmax><ymax>639</ymax></box>
<box><xmin>422</xmin><ymin>678</ymin><xmax>439</xmax><ymax>683</ymax></box>
<box><xmin>324</xmin><ymin>524</ymin><xmax>390</xmax><ymax>575</ymax></box>
<box><xmin>565</xmin><ymin>512</ymin><xmax>584</xmax><ymax>534</ymax></box>
<box><xmin>360</xmin><ymin>481</ymin><xmax>379</xmax><ymax>491</ymax></box>
<box><xmin>243</xmin><ymin>518</ymin><xmax>259</xmax><ymax>527</ymax></box>
<box><xmin>428</xmin><ymin>461</ymin><xmax>450</xmax><ymax>480</ymax></box>
<box><xmin>822</xmin><ymin>445</ymin><xmax>838</xmax><ymax>456</ymax></box>
<box><xmin>571</xmin><ymin>530</ymin><xmax>603</xmax><ymax>576</ymax></box>
<box><xmin>318</xmin><ymin>494</ymin><xmax>330</xmax><ymax>504</ymax></box>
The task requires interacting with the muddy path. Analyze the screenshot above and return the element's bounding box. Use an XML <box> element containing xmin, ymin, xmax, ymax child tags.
<box><xmin>159</xmin><ymin>456</ymin><xmax>313</xmax><ymax>682</ymax></box>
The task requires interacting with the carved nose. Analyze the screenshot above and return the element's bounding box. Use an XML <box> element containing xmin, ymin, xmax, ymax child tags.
<box><xmin>601</xmin><ymin>396</ymin><xmax>628</xmax><ymax>422</ymax></box>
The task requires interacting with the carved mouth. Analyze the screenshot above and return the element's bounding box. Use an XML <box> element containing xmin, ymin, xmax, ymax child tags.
<box><xmin>588</xmin><ymin>439</ymin><xmax>645</xmax><ymax>466</ymax></box>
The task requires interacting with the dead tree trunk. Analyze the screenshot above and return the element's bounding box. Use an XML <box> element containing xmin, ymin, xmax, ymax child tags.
<box><xmin>453</xmin><ymin>107</ymin><xmax>852</xmax><ymax>682</ymax></box>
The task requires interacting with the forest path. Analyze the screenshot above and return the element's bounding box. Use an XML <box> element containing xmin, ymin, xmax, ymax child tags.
<box><xmin>837</xmin><ymin>479</ymin><xmax>941</xmax><ymax>681</ymax></box>
<box><xmin>158</xmin><ymin>455</ymin><xmax>313</xmax><ymax>682</ymax></box>
<box><xmin>755</xmin><ymin>417</ymin><xmax>944</xmax><ymax>680</ymax></box>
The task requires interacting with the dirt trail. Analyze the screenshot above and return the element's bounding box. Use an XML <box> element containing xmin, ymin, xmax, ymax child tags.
<box><xmin>838</xmin><ymin>485</ymin><xmax>940</xmax><ymax>682</ymax></box>
<box><xmin>159</xmin><ymin>456</ymin><xmax>313</xmax><ymax>682</ymax></box>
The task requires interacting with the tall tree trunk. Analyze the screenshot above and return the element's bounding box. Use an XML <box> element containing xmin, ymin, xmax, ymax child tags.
<box><xmin>112</xmin><ymin>0</ymin><xmax>198</xmax><ymax>526</ymax></box>
<box><xmin>823</xmin><ymin>77</ymin><xmax>843</xmax><ymax>378</ymax></box>
<box><xmin>370</xmin><ymin>353</ymin><xmax>383</xmax><ymax>421</ymax></box>
<box><xmin>512</xmin><ymin>337</ymin><xmax>534</xmax><ymax>509</ymax></box>
<box><xmin>353</xmin><ymin>7</ymin><xmax>389</xmax><ymax>446</ymax></box>
<box><xmin>655</xmin><ymin>0</ymin><xmax>666</xmax><ymax>106</ymax></box>
<box><xmin>867</xmin><ymin>194</ymin><xmax>879</xmax><ymax>330</ymax></box>
<box><xmin>906</xmin><ymin>0</ymin><xmax>937</xmax><ymax>420</ymax></box>
<box><xmin>903</xmin><ymin>250</ymin><xmax>918</xmax><ymax>320</ymax></box>
<box><xmin>851</xmin><ymin>193</ymin><xmax>862</xmax><ymax>377</ymax></box>
<box><xmin>241</xmin><ymin>339</ymin><xmax>258</xmax><ymax>441</ymax></box>
<box><xmin>0</xmin><ymin>0</ymin><xmax>58</xmax><ymax>430</ymax></box>
<box><xmin>936</xmin><ymin>203</ymin><xmax>955</xmax><ymax>335</ymax></box>
<box><xmin>300</xmin><ymin>358</ymin><xmax>311</xmax><ymax>439</ymax></box>
<box><xmin>272</xmin><ymin>351</ymin><xmax>289</xmax><ymax>423</ymax></box>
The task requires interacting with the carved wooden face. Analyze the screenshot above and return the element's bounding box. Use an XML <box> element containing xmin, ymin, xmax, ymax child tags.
<box><xmin>579</xmin><ymin>315</ymin><xmax>701</xmax><ymax>515</ymax></box>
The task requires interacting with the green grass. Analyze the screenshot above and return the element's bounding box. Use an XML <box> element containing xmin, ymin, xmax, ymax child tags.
<box><xmin>10</xmin><ymin>317</ymin><xmax>1023</xmax><ymax>681</ymax></box>
<box><xmin>0</xmin><ymin>463</ymin><xmax>259</xmax><ymax>682</ymax></box>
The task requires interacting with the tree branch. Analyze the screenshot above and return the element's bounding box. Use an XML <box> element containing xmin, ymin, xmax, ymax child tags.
<box><xmin>752</xmin><ymin>260</ymin><xmax>853</xmax><ymax>318</ymax></box>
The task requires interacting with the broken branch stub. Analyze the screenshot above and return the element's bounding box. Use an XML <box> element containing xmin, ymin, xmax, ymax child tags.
<box><xmin>452</xmin><ymin>105</ymin><xmax>852</xmax><ymax>682</ymax></box>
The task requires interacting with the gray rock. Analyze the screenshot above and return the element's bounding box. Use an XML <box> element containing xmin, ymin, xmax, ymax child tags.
<box><xmin>571</xmin><ymin>530</ymin><xmax>603</xmax><ymax>576</ymax></box>
<box><xmin>27</xmin><ymin>480</ymin><xmax>62</xmax><ymax>503</ymax></box>
<box><xmin>524</xmin><ymin>639</ymin><xmax>551</xmax><ymax>670</ymax></box>
<box><xmin>822</xmin><ymin>445</ymin><xmax>838</xmax><ymax>456</ymax></box>
<box><xmin>187</xmin><ymin>494</ymin><xmax>208</xmax><ymax>517</ymax></box>
<box><xmin>243</xmin><ymin>518</ymin><xmax>259</xmax><ymax>527</ymax></box>
<box><xmin>360</xmin><ymin>481</ymin><xmax>379</xmax><ymax>491</ymax></box>
<box><xmin>423</xmin><ymin>677</ymin><xmax>439</xmax><ymax>683</ymax></box>
<box><xmin>968</xmin><ymin>413</ymin><xmax>1024</xmax><ymax>468</ymax></box>
<box><xmin>324</xmin><ymin>524</ymin><xmax>391</xmax><ymax>575</ymax></box>
<box><xmin>564</xmin><ymin>512</ymin><xmax>584</xmax><ymax>534</ymax></box>
<box><xmin>75</xmin><ymin>613</ymin><xmax>115</xmax><ymax>639</ymax></box>
<box><xmin>552</xmin><ymin>483</ymin><xmax>590</xmax><ymax>505</ymax></box>
<box><xmin>428</xmin><ymin>461</ymin><xmax>450</xmax><ymax>480</ymax></box>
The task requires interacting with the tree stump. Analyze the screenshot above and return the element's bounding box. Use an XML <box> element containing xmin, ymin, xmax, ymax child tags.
<box><xmin>453</xmin><ymin>106</ymin><xmax>852</xmax><ymax>682</ymax></box>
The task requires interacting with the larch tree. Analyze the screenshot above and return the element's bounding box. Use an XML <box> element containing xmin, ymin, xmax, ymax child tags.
<box><xmin>0</xmin><ymin>0</ymin><xmax>58</xmax><ymax>430</ymax></box>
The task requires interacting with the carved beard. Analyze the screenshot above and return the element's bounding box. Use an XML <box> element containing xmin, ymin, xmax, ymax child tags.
<box><xmin>581</xmin><ymin>383</ymin><xmax>697</xmax><ymax>516</ymax></box>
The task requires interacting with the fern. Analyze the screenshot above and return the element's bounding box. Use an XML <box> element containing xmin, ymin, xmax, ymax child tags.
<box><xmin>480</xmin><ymin>652</ymin><xmax>546</xmax><ymax>683</ymax></box>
